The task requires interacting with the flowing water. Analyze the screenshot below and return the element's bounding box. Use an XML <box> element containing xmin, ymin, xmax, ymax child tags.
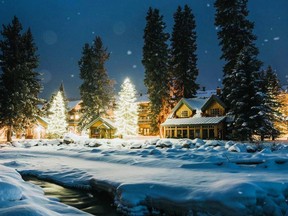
<box><xmin>23</xmin><ymin>176</ymin><xmax>119</xmax><ymax>216</ymax></box>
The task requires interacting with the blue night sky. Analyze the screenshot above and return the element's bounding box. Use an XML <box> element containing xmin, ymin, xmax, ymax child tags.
<box><xmin>0</xmin><ymin>0</ymin><xmax>287</xmax><ymax>99</ymax></box>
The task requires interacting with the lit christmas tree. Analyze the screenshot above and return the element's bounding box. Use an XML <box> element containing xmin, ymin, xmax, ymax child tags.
<box><xmin>46</xmin><ymin>90</ymin><xmax>68</xmax><ymax>138</ymax></box>
<box><xmin>115</xmin><ymin>78</ymin><xmax>138</xmax><ymax>137</ymax></box>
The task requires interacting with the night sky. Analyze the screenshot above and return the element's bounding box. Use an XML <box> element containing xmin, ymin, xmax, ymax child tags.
<box><xmin>0</xmin><ymin>0</ymin><xmax>287</xmax><ymax>99</ymax></box>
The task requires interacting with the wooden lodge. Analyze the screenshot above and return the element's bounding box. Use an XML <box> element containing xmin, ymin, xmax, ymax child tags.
<box><xmin>161</xmin><ymin>95</ymin><xmax>227</xmax><ymax>139</ymax></box>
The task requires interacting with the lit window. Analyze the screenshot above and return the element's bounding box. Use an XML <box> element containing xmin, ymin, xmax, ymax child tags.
<box><xmin>181</xmin><ymin>110</ymin><xmax>188</xmax><ymax>117</ymax></box>
<box><xmin>210</xmin><ymin>108</ymin><xmax>220</xmax><ymax>116</ymax></box>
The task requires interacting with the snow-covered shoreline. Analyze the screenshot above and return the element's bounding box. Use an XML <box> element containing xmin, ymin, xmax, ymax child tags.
<box><xmin>1</xmin><ymin>138</ymin><xmax>288</xmax><ymax>215</ymax></box>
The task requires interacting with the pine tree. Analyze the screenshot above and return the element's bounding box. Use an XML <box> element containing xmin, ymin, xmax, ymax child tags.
<box><xmin>142</xmin><ymin>7</ymin><xmax>170</xmax><ymax>134</ymax></box>
<box><xmin>226</xmin><ymin>46</ymin><xmax>263</xmax><ymax>141</ymax></box>
<box><xmin>46</xmin><ymin>89</ymin><xmax>68</xmax><ymax>138</ymax></box>
<box><xmin>214</xmin><ymin>0</ymin><xmax>258</xmax><ymax>104</ymax></box>
<box><xmin>115</xmin><ymin>78</ymin><xmax>138</xmax><ymax>137</ymax></box>
<box><xmin>170</xmin><ymin>5</ymin><xmax>199</xmax><ymax>101</ymax></box>
<box><xmin>78</xmin><ymin>36</ymin><xmax>114</xmax><ymax>131</ymax></box>
<box><xmin>0</xmin><ymin>16</ymin><xmax>42</xmax><ymax>142</ymax></box>
<box><xmin>259</xmin><ymin>66</ymin><xmax>282</xmax><ymax>139</ymax></box>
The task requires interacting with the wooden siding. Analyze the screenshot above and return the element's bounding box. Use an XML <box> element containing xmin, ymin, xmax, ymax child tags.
<box><xmin>175</xmin><ymin>104</ymin><xmax>193</xmax><ymax>118</ymax></box>
<box><xmin>203</xmin><ymin>101</ymin><xmax>225</xmax><ymax>117</ymax></box>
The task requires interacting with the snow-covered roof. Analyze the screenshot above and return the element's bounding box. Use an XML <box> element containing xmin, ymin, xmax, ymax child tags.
<box><xmin>68</xmin><ymin>100</ymin><xmax>81</xmax><ymax>111</ymax></box>
<box><xmin>161</xmin><ymin>116</ymin><xmax>226</xmax><ymax>126</ymax></box>
<box><xmin>85</xmin><ymin>116</ymin><xmax>116</xmax><ymax>130</ymax></box>
<box><xmin>136</xmin><ymin>94</ymin><xmax>149</xmax><ymax>103</ymax></box>
<box><xmin>196</xmin><ymin>90</ymin><xmax>217</xmax><ymax>98</ymax></box>
<box><xmin>184</xmin><ymin>98</ymin><xmax>208</xmax><ymax>110</ymax></box>
<box><xmin>168</xmin><ymin>98</ymin><xmax>208</xmax><ymax>118</ymax></box>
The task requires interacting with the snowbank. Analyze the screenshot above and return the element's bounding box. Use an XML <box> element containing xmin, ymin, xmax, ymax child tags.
<box><xmin>0</xmin><ymin>165</ymin><xmax>89</xmax><ymax>215</ymax></box>
<box><xmin>1</xmin><ymin>137</ymin><xmax>288</xmax><ymax>215</ymax></box>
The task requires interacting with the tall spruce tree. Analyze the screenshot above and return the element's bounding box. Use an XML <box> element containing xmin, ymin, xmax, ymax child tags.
<box><xmin>170</xmin><ymin>5</ymin><xmax>199</xmax><ymax>101</ymax></box>
<box><xmin>0</xmin><ymin>16</ymin><xmax>42</xmax><ymax>142</ymax></box>
<box><xmin>78</xmin><ymin>36</ymin><xmax>114</xmax><ymax>131</ymax></box>
<box><xmin>259</xmin><ymin>66</ymin><xmax>282</xmax><ymax>139</ymax></box>
<box><xmin>142</xmin><ymin>7</ymin><xmax>170</xmax><ymax>134</ymax></box>
<box><xmin>214</xmin><ymin>0</ymin><xmax>258</xmax><ymax>104</ymax></box>
<box><xmin>226</xmin><ymin>46</ymin><xmax>263</xmax><ymax>141</ymax></box>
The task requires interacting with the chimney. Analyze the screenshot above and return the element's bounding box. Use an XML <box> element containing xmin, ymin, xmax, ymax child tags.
<box><xmin>202</xmin><ymin>86</ymin><xmax>206</xmax><ymax>91</ymax></box>
<box><xmin>216</xmin><ymin>87</ymin><xmax>221</xmax><ymax>96</ymax></box>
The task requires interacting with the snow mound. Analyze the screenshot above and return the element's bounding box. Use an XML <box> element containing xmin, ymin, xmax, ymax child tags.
<box><xmin>0</xmin><ymin>181</ymin><xmax>22</xmax><ymax>201</ymax></box>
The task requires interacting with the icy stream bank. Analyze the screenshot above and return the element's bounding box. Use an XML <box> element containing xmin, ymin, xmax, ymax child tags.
<box><xmin>1</xmin><ymin>138</ymin><xmax>288</xmax><ymax>215</ymax></box>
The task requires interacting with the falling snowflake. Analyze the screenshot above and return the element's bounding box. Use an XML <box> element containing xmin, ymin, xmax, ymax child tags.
<box><xmin>264</xmin><ymin>39</ymin><xmax>269</xmax><ymax>42</ymax></box>
<box><xmin>92</xmin><ymin>31</ymin><xmax>95</xmax><ymax>35</ymax></box>
<box><xmin>207</xmin><ymin>3</ymin><xmax>210</xmax><ymax>7</ymax></box>
<box><xmin>204</xmin><ymin>50</ymin><xmax>208</xmax><ymax>54</ymax></box>
<box><xmin>127</xmin><ymin>50</ymin><xmax>132</xmax><ymax>55</ymax></box>
<box><xmin>71</xmin><ymin>74</ymin><xmax>74</xmax><ymax>78</ymax></box>
<box><xmin>273</xmin><ymin>37</ymin><xmax>280</xmax><ymax>41</ymax></box>
<box><xmin>132</xmin><ymin>65</ymin><xmax>137</xmax><ymax>69</ymax></box>
<box><xmin>67</xmin><ymin>17</ymin><xmax>71</xmax><ymax>21</ymax></box>
<box><xmin>77</xmin><ymin>12</ymin><xmax>81</xmax><ymax>15</ymax></box>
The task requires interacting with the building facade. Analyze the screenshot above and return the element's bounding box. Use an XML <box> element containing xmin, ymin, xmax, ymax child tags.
<box><xmin>161</xmin><ymin>95</ymin><xmax>226</xmax><ymax>139</ymax></box>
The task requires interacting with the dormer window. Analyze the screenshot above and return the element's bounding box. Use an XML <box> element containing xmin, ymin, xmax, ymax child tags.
<box><xmin>210</xmin><ymin>108</ymin><xmax>220</xmax><ymax>116</ymax></box>
<box><xmin>181</xmin><ymin>110</ymin><xmax>188</xmax><ymax>117</ymax></box>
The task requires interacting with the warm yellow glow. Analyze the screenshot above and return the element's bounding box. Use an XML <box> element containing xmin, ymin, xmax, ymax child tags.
<box><xmin>36</xmin><ymin>125</ymin><xmax>42</xmax><ymax>132</ymax></box>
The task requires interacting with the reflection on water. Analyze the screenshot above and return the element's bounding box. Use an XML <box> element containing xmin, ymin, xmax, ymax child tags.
<box><xmin>23</xmin><ymin>176</ymin><xmax>119</xmax><ymax>216</ymax></box>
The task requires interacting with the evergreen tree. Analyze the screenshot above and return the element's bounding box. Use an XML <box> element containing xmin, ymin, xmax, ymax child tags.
<box><xmin>170</xmin><ymin>5</ymin><xmax>199</xmax><ymax>101</ymax></box>
<box><xmin>46</xmin><ymin>90</ymin><xmax>68</xmax><ymax>138</ymax></box>
<box><xmin>142</xmin><ymin>7</ymin><xmax>170</xmax><ymax>134</ymax></box>
<box><xmin>115</xmin><ymin>78</ymin><xmax>138</xmax><ymax>137</ymax></box>
<box><xmin>214</xmin><ymin>0</ymin><xmax>258</xmax><ymax>104</ymax></box>
<box><xmin>226</xmin><ymin>46</ymin><xmax>263</xmax><ymax>141</ymax></box>
<box><xmin>78</xmin><ymin>36</ymin><xmax>114</xmax><ymax>131</ymax></box>
<box><xmin>0</xmin><ymin>16</ymin><xmax>42</xmax><ymax>142</ymax></box>
<box><xmin>259</xmin><ymin>66</ymin><xmax>282</xmax><ymax>139</ymax></box>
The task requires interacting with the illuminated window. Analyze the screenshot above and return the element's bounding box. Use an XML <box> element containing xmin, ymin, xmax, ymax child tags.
<box><xmin>210</xmin><ymin>108</ymin><xmax>220</xmax><ymax>116</ymax></box>
<box><xmin>181</xmin><ymin>110</ymin><xmax>188</xmax><ymax>117</ymax></box>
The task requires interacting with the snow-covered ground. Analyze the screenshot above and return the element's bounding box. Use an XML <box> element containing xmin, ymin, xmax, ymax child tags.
<box><xmin>1</xmin><ymin>136</ymin><xmax>288</xmax><ymax>216</ymax></box>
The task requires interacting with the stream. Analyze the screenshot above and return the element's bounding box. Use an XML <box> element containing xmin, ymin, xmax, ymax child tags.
<box><xmin>23</xmin><ymin>176</ymin><xmax>119</xmax><ymax>216</ymax></box>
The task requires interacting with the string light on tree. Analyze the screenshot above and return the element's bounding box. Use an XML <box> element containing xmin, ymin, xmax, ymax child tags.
<box><xmin>115</xmin><ymin>78</ymin><xmax>138</xmax><ymax>137</ymax></box>
<box><xmin>46</xmin><ymin>90</ymin><xmax>68</xmax><ymax>138</ymax></box>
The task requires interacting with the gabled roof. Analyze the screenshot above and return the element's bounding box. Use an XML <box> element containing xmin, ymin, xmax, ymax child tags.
<box><xmin>201</xmin><ymin>95</ymin><xmax>226</xmax><ymax>112</ymax></box>
<box><xmin>68</xmin><ymin>100</ymin><xmax>82</xmax><ymax>111</ymax></box>
<box><xmin>161</xmin><ymin>116</ymin><xmax>226</xmax><ymax>126</ymax></box>
<box><xmin>36</xmin><ymin>116</ymin><xmax>49</xmax><ymax>127</ymax></box>
<box><xmin>168</xmin><ymin>97</ymin><xmax>208</xmax><ymax>118</ymax></box>
<box><xmin>84</xmin><ymin>117</ymin><xmax>116</xmax><ymax>130</ymax></box>
<box><xmin>196</xmin><ymin>89</ymin><xmax>217</xmax><ymax>98</ymax></box>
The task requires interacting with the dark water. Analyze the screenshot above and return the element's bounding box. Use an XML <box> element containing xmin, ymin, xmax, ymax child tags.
<box><xmin>23</xmin><ymin>176</ymin><xmax>119</xmax><ymax>216</ymax></box>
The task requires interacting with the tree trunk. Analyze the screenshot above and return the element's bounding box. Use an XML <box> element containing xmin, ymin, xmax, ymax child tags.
<box><xmin>6</xmin><ymin>125</ymin><xmax>12</xmax><ymax>142</ymax></box>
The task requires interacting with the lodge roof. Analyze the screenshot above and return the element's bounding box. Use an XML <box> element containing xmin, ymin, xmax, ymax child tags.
<box><xmin>161</xmin><ymin>116</ymin><xmax>226</xmax><ymax>126</ymax></box>
<box><xmin>168</xmin><ymin>97</ymin><xmax>208</xmax><ymax>118</ymax></box>
<box><xmin>68</xmin><ymin>100</ymin><xmax>81</xmax><ymax>111</ymax></box>
<box><xmin>84</xmin><ymin>116</ymin><xmax>116</xmax><ymax>130</ymax></box>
